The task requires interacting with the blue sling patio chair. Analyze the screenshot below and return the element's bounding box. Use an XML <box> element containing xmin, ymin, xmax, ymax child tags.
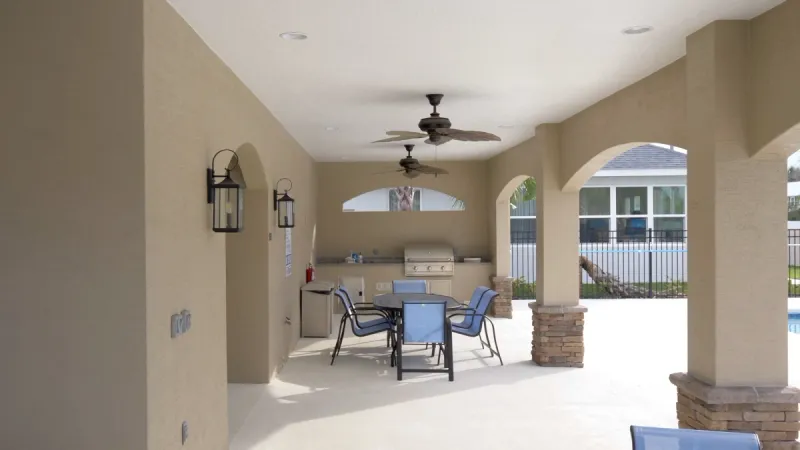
<box><xmin>445</xmin><ymin>288</ymin><xmax>503</xmax><ymax>365</ymax></box>
<box><xmin>391</xmin><ymin>279</ymin><xmax>430</xmax><ymax>351</ymax></box>
<box><xmin>340</xmin><ymin>285</ymin><xmax>393</xmax><ymax>349</ymax></box>
<box><xmin>330</xmin><ymin>288</ymin><xmax>394</xmax><ymax>365</ymax></box>
<box><xmin>392</xmin><ymin>279</ymin><xmax>427</xmax><ymax>293</ymax></box>
<box><xmin>630</xmin><ymin>425</ymin><xmax>761</xmax><ymax>450</ymax></box>
<box><xmin>396</xmin><ymin>299</ymin><xmax>454</xmax><ymax>381</ymax></box>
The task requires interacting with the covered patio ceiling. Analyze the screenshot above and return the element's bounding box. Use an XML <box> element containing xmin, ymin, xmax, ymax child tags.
<box><xmin>166</xmin><ymin>0</ymin><xmax>781</xmax><ymax>162</ymax></box>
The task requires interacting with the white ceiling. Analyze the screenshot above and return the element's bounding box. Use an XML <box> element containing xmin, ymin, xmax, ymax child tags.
<box><xmin>167</xmin><ymin>0</ymin><xmax>783</xmax><ymax>162</ymax></box>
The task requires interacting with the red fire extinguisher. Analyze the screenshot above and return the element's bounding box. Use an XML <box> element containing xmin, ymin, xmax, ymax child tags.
<box><xmin>306</xmin><ymin>263</ymin><xmax>315</xmax><ymax>283</ymax></box>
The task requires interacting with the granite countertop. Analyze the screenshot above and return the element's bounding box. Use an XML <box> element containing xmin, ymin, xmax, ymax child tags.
<box><xmin>317</xmin><ymin>257</ymin><xmax>492</xmax><ymax>265</ymax></box>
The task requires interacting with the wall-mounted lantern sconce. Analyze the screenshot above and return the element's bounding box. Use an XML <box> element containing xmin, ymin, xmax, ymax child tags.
<box><xmin>274</xmin><ymin>178</ymin><xmax>295</xmax><ymax>229</ymax></box>
<box><xmin>207</xmin><ymin>149</ymin><xmax>244</xmax><ymax>233</ymax></box>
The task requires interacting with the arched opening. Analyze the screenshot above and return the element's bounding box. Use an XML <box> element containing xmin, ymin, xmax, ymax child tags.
<box><xmin>342</xmin><ymin>187</ymin><xmax>465</xmax><ymax>212</ymax></box>
<box><xmin>223</xmin><ymin>143</ymin><xmax>272</xmax><ymax>384</ymax></box>
<box><xmin>495</xmin><ymin>175</ymin><xmax>536</xmax><ymax>300</ymax></box>
<box><xmin>563</xmin><ymin>143</ymin><xmax>688</xmax><ymax>299</ymax></box>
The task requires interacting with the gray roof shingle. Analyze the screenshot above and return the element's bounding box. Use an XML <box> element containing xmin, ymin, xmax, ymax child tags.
<box><xmin>601</xmin><ymin>144</ymin><xmax>686</xmax><ymax>170</ymax></box>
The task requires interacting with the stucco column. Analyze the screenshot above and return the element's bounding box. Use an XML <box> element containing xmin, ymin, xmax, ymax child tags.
<box><xmin>671</xmin><ymin>22</ymin><xmax>800</xmax><ymax>449</ymax></box>
<box><xmin>529</xmin><ymin>124</ymin><xmax>586</xmax><ymax>367</ymax></box>
<box><xmin>491</xmin><ymin>198</ymin><xmax>514</xmax><ymax>318</ymax></box>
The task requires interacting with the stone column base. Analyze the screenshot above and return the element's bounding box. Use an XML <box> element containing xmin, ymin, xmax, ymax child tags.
<box><xmin>529</xmin><ymin>302</ymin><xmax>586</xmax><ymax>368</ymax></box>
<box><xmin>491</xmin><ymin>276</ymin><xmax>513</xmax><ymax>319</ymax></box>
<box><xmin>671</xmin><ymin>373</ymin><xmax>800</xmax><ymax>449</ymax></box>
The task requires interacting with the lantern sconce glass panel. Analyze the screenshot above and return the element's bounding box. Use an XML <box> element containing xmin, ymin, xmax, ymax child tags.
<box><xmin>274</xmin><ymin>178</ymin><xmax>295</xmax><ymax>229</ymax></box>
<box><xmin>207</xmin><ymin>149</ymin><xmax>244</xmax><ymax>233</ymax></box>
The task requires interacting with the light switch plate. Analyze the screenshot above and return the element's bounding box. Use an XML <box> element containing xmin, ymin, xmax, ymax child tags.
<box><xmin>376</xmin><ymin>282</ymin><xmax>391</xmax><ymax>292</ymax></box>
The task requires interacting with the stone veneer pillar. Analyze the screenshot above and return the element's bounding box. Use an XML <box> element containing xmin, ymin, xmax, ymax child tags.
<box><xmin>529</xmin><ymin>124</ymin><xmax>585</xmax><ymax>368</ymax></box>
<box><xmin>529</xmin><ymin>302</ymin><xmax>586</xmax><ymax>368</ymax></box>
<box><xmin>671</xmin><ymin>373</ymin><xmax>800</xmax><ymax>449</ymax></box>
<box><xmin>491</xmin><ymin>276</ymin><xmax>512</xmax><ymax>319</ymax></box>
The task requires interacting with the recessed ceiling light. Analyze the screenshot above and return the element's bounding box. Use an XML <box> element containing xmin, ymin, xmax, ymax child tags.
<box><xmin>325</xmin><ymin>126</ymin><xmax>338</xmax><ymax>131</ymax></box>
<box><xmin>622</xmin><ymin>26</ymin><xmax>654</xmax><ymax>35</ymax></box>
<box><xmin>279</xmin><ymin>32</ymin><xmax>308</xmax><ymax>41</ymax></box>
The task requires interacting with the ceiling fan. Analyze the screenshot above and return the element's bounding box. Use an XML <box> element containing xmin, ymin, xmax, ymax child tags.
<box><xmin>372</xmin><ymin>94</ymin><xmax>502</xmax><ymax>146</ymax></box>
<box><xmin>376</xmin><ymin>144</ymin><xmax>449</xmax><ymax>179</ymax></box>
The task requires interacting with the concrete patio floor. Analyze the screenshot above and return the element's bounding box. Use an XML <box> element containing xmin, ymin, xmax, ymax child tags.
<box><xmin>228</xmin><ymin>299</ymin><xmax>800</xmax><ymax>450</ymax></box>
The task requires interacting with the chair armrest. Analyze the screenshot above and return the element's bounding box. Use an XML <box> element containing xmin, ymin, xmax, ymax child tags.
<box><xmin>447</xmin><ymin>311</ymin><xmax>485</xmax><ymax>320</ymax></box>
<box><xmin>352</xmin><ymin>306</ymin><xmax>392</xmax><ymax>321</ymax></box>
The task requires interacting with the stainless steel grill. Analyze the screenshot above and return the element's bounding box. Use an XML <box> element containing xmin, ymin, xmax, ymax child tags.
<box><xmin>404</xmin><ymin>245</ymin><xmax>455</xmax><ymax>277</ymax></box>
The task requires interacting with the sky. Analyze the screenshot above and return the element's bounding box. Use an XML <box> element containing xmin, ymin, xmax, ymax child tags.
<box><xmin>652</xmin><ymin>142</ymin><xmax>800</xmax><ymax>167</ymax></box>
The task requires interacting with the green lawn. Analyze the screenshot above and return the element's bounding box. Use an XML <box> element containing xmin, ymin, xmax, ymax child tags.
<box><xmin>790</xmin><ymin>266</ymin><xmax>800</xmax><ymax>280</ymax></box>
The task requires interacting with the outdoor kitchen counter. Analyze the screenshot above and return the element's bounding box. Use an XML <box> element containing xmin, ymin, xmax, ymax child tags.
<box><xmin>315</xmin><ymin>262</ymin><xmax>493</xmax><ymax>303</ymax></box>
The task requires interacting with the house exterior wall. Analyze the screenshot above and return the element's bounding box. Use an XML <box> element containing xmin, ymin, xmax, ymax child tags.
<box><xmin>0</xmin><ymin>1</ymin><xmax>148</xmax><ymax>448</ymax></box>
<box><xmin>143</xmin><ymin>0</ymin><xmax>317</xmax><ymax>448</ymax></box>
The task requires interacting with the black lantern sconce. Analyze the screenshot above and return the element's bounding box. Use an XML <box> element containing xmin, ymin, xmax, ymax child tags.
<box><xmin>274</xmin><ymin>178</ymin><xmax>295</xmax><ymax>229</ymax></box>
<box><xmin>207</xmin><ymin>149</ymin><xmax>244</xmax><ymax>233</ymax></box>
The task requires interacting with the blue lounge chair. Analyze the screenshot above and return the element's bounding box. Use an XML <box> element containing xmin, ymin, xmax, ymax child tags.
<box><xmin>396</xmin><ymin>299</ymin><xmax>453</xmax><ymax>381</ymax></box>
<box><xmin>447</xmin><ymin>288</ymin><xmax>503</xmax><ymax>365</ymax></box>
<box><xmin>630</xmin><ymin>425</ymin><xmax>761</xmax><ymax>449</ymax></box>
<box><xmin>330</xmin><ymin>289</ymin><xmax>394</xmax><ymax>365</ymax></box>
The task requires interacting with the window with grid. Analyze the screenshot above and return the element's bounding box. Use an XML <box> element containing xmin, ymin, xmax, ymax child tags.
<box><xmin>653</xmin><ymin>186</ymin><xmax>686</xmax><ymax>242</ymax></box>
<box><xmin>615</xmin><ymin>187</ymin><xmax>648</xmax><ymax>242</ymax></box>
<box><xmin>579</xmin><ymin>187</ymin><xmax>611</xmax><ymax>243</ymax></box>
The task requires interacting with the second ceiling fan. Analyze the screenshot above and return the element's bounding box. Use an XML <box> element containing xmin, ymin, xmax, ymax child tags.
<box><xmin>372</xmin><ymin>94</ymin><xmax>501</xmax><ymax>146</ymax></box>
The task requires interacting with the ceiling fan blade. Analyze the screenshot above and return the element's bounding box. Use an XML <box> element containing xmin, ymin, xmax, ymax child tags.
<box><xmin>415</xmin><ymin>165</ymin><xmax>449</xmax><ymax>175</ymax></box>
<box><xmin>386</xmin><ymin>131</ymin><xmax>427</xmax><ymax>137</ymax></box>
<box><xmin>424</xmin><ymin>136</ymin><xmax>452</xmax><ymax>145</ymax></box>
<box><xmin>436</xmin><ymin>128</ymin><xmax>501</xmax><ymax>142</ymax></box>
<box><xmin>372</xmin><ymin>131</ymin><xmax>427</xmax><ymax>143</ymax></box>
<box><xmin>372</xmin><ymin>135</ymin><xmax>424</xmax><ymax>143</ymax></box>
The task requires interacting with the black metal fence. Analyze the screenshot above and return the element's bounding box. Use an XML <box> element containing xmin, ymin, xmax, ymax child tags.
<box><xmin>790</xmin><ymin>229</ymin><xmax>800</xmax><ymax>298</ymax></box>
<box><xmin>512</xmin><ymin>229</ymin><xmax>688</xmax><ymax>299</ymax></box>
<box><xmin>514</xmin><ymin>229</ymin><xmax>800</xmax><ymax>299</ymax></box>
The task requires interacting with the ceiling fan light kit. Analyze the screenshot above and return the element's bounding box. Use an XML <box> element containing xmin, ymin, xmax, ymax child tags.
<box><xmin>372</xmin><ymin>94</ymin><xmax>502</xmax><ymax>146</ymax></box>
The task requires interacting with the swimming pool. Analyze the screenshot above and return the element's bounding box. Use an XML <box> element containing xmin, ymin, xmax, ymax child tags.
<box><xmin>790</xmin><ymin>312</ymin><xmax>800</xmax><ymax>334</ymax></box>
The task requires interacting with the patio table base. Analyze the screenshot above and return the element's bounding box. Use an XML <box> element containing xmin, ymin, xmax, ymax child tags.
<box><xmin>671</xmin><ymin>372</ymin><xmax>800</xmax><ymax>450</ymax></box>
<box><xmin>529</xmin><ymin>302</ymin><xmax>587</xmax><ymax>368</ymax></box>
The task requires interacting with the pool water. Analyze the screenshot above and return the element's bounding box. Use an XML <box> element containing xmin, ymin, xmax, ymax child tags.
<box><xmin>790</xmin><ymin>312</ymin><xmax>800</xmax><ymax>334</ymax></box>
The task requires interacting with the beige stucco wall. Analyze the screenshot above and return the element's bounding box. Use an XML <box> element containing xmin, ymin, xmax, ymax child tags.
<box><xmin>143</xmin><ymin>0</ymin><xmax>317</xmax><ymax>448</ymax></box>
<box><xmin>0</xmin><ymin>1</ymin><xmax>149</xmax><ymax>449</ymax></box>
<box><xmin>750</xmin><ymin>0</ymin><xmax>800</xmax><ymax>157</ymax></box>
<box><xmin>316</xmin><ymin>263</ymin><xmax>494</xmax><ymax>305</ymax></box>
<box><xmin>316</xmin><ymin>162</ymin><xmax>489</xmax><ymax>260</ymax></box>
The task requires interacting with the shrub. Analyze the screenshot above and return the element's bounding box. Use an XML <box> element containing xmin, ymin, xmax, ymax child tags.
<box><xmin>512</xmin><ymin>276</ymin><xmax>536</xmax><ymax>299</ymax></box>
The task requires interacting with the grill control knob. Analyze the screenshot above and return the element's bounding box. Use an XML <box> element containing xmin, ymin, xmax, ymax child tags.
<box><xmin>441</xmin><ymin>265</ymin><xmax>445</xmax><ymax>271</ymax></box>
<box><xmin>413</xmin><ymin>266</ymin><xmax>418</xmax><ymax>271</ymax></box>
<box><xmin>427</xmin><ymin>266</ymin><xmax>432</xmax><ymax>271</ymax></box>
